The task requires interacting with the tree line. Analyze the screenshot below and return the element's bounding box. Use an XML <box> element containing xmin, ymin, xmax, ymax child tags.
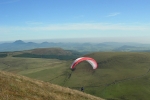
<box><xmin>0</xmin><ymin>53</ymin><xmax>7</xmax><ymax>58</ymax></box>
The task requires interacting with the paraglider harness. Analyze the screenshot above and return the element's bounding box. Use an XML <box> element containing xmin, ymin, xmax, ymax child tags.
<box><xmin>81</xmin><ymin>87</ymin><xmax>84</xmax><ymax>92</ymax></box>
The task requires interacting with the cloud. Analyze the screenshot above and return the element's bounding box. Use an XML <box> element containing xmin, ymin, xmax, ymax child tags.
<box><xmin>0</xmin><ymin>23</ymin><xmax>149</xmax><ymax>34</ymax></box>
<box><xmin>106</xmin><ymin>12</ymin><xmax>120</xmax><ymax>17</ymax></box>
<box><xmin>23</xmin><ymin>23</ymin><xmax>149</xmax><ymax>31</ymax></box>
<box><xmin>25</xmin><ymin>21</ymin><xmax>43</xmax><ymax>25</ymax></box>
<box><xmin>1</xmin><ymin>23</ymin><xmax>150</xmax><ymax>43</ymax></box>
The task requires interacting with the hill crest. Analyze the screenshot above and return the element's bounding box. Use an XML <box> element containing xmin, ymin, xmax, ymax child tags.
<box><xmin>1</xmin><ymin>40</ymin><xmax>150</xmax><ymax>52</ymax></box>
<box><xmin>31</xmin><ymin>48</ymin><xmax>72</xmax><ymax>55</ymax></box>
<box><xmin>0</xmin><ymin>70</ymin><xmax>103</xmax><ymax>100</ymax></box>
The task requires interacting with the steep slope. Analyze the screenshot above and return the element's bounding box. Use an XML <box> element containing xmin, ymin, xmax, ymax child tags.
<box><xmin>0</xmin><ymin>70</ymin><xmax>103</xmax><ymax>100</ymax></box>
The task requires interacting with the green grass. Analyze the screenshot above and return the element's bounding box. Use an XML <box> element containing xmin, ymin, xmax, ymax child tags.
<box><xmin>1</xmin><ymin>52</ymin><xmax>150</xmax><ymax>99</ymax></box>
<box><xmin>101</xmin><ymin>73</ymin><xmax>150</xmax><ymax>100</ymax></box>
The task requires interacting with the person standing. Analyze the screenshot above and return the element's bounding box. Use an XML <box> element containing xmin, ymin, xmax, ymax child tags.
<box><xmin>81</xmin><ymin>87</ymin><xmax>84</xmax><ymax>92</ymax></box>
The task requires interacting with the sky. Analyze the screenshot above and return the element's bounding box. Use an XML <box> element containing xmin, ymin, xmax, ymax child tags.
<box><xmin>0</xmin><ymin>0</ymin><xmax>150</xmax><ymax>43</ymax></box>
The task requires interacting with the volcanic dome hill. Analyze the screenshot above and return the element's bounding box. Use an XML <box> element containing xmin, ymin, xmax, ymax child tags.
<box><xmin>12</xmin><ymin>48</ymin><xmax>82</xmax><ymax>60</ymax></box>
<box><xmin>0</xmin><ymin>70</ymin><xmax>104</xmax><ymax>100</ymax></box>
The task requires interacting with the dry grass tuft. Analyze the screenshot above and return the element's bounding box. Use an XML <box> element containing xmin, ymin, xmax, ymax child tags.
<box><xmin>0</xmin><ymin>70</ymin><xmax>104</xmax><ymax>100</ymax></box>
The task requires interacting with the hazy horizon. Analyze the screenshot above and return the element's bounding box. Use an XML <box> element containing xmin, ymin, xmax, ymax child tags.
<box><xmin>1</xmin><ymin>37</ymin><xmax>150</xmax><ymax>44</ymax></box>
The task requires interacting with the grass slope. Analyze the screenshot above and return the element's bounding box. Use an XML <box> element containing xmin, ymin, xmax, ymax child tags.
<box><xmin>12</xmin><ymin>48</ymin><xmax>82</xmax><ymax>60</ymax></box>
<box><xmin>1</xmin><ymin>52</ymin><xmax>150</xmax><ymax>99</ymax></box>
<box><xmin>0</xmin><ymin>70</ymin><xmax>103</xmax><ymax>100</ymax></box>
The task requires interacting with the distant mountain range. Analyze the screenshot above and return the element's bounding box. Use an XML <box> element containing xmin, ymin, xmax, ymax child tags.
<box><xmin>0</xmin><ymin>40</ymin><xmax>150</xmax><ymax>52</ymax></box>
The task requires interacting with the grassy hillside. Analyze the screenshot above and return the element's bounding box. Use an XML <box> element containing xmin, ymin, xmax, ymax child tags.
<box><xmin>0</xmin><ymin>70</ymin><xmax>103</xmax><ymax>100</ymax></box>
<box><xmin>1</xmin><ymin>52</ymin><xmax>150</xmax><ymax>99</ymax></box>
<box><xmin>12</xmin><ymin>48</ymin><xmax>82</xmax><ymax>60</ymax></box>
<box><xmin>31</xmin><ymin>48</ymin><xmax>72</xmax><ymax>55</ymax></box>
<box><xmin>84</xmin><ymin>52</ymin><xmax>150</xmax><ymax>100</ymax></box>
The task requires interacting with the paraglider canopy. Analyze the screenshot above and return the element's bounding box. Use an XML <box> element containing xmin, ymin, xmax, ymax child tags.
<box><xmin>70</xmin><ymin>57</ymin><xmax>98</xmax><ymax>70</ymax></box>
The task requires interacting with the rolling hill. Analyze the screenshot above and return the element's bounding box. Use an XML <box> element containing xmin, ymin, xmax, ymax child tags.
<box><xmin>1</xmin><ymin>50</ymin><xmax>150</xmax><ymax>100</ymax></box>
<box><xmin>1</xmin><ymin>40</ymin><xmax>150</xmax><ymax>52</ymax></box>
<box><xmin>0</xmin><ymin>70</ymin><xmax>103</xmax><ymax>100</ymax></box>
<box><xmin>12</xmin><ymin>48</ymin><xmax>82</xmax><ymax>60</ymax></box>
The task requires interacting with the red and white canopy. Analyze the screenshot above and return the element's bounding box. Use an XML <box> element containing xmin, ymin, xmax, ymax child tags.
<box><xmin>71</xmin><ymin>57</ymin><xmax>98</xmax><ymax>69</ymax></box>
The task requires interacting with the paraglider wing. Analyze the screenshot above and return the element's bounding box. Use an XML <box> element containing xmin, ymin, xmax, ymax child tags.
<box><xmin>70</xmin><ymin>57</ymin><xmax>98</xmax><ymax>69</ymax></box>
